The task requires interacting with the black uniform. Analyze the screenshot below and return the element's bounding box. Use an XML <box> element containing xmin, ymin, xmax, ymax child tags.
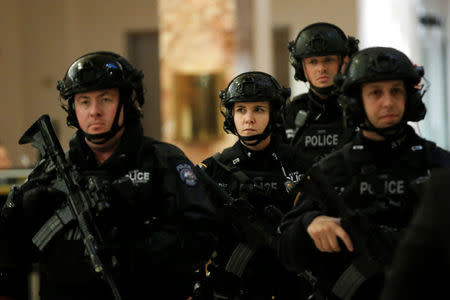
<box><xmin>201</xmin><ymin>138</ymin><xmax>312</xmax><ymax>299</ymax></box>
<box><xmin>284</xmin><ymin>91</ymin><xmax>356</xmax><ymax>162</ymax></box>
<box><xmin>380</xmin><ymin>167</ymin><xmax>450</xmax><ymax>300</ymax></box>
<box><xmin>0</xmin><ymin>122</ymin><xmax>217</xmax><ymax>300</ymax></box>
<box><xmin>276</xmin><ymin>125</ymin><xmax>450</xmax><ymax>300</ymax></box>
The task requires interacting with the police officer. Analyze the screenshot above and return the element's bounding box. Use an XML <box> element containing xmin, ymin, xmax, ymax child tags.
<box><xmin>199</xmin><ymin>71</ymin><xmax>312</xmax><ymax>299</ymax></box>
<box><xmin>285</xmin><ymin>22</ymin><xmax>359</xmax><ymax>162</ymax></box>
<box><xmin>276</xmin><ymin>47</ymin><xmax>450</xmax><ymax>300</ymax></box>
<box><xmin>0</xmin><ymin>51</ymin><xmax>217</xmax><ymax>300</ymax></box>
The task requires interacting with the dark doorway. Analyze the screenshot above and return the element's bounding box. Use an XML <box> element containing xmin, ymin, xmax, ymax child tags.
<box><xmin>273</xmin><ymin>26</ymin><xmax>290</xmax><ymax>88</ymax></box>
<box><xmin>127</xmin><ymin>31</ymin><xmax>161</xmax><ymax>140</ymax></box>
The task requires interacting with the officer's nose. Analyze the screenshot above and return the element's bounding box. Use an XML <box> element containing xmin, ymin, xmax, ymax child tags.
<box><xmin>89</xmin><ymin>100</ymin><xmax>103</xmax><ymax>116</ymax></box>
<box><xmin>244</xmin><ymin>111</ymin><xmax>255</xmax><ymax>123</ymax></box>
<box><xmin>381</xmin><ymin>93</ymin><xmax>395</xmax><ymax>107</ymax></box>
<box><xmin>318</xmin><ymin>62</ymin><xmax>327</xmax><ymax>73</ymax></box>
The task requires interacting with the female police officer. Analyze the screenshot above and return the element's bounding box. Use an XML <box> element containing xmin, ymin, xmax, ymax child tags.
<box><xmin>0</xmin><ymin>51</ymin><xmax>217</xmax><ymax>300</ymax></box>
<box><xmin>276</xmin><ymin>47</ymin><xmax>450</xmax><ymax>300</ymax></box>
<box><xmin>198</xmin><ymin>71</ymin><xmax>312</xmax><ymax>299</ymax></box>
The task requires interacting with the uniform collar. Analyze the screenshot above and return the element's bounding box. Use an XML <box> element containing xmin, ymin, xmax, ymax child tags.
<box><xmin>69</xmin><ymin>121</ymin><xmax>144</xmax><ymax>171</ymax></box>
<box><xmin>226</xmin><ymin>136</ymin><xmax>281</xmax><ymax>166</ymax></box>
<box><xmin>307</xmin><ymin>90</ymin><xmax>342</xmax><ymax>120</ymax></box>
<box><xmin>347</xmin><ymin>125</ymin><xmax>427</xmax><ymax>174</ymax></box>
<box><xmin>353</xmin><ymin>125</ymin><xmax>419</xmax><ymax>158</ymax></box>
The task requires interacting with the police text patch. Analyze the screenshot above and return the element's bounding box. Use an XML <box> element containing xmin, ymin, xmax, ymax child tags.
<box><xmin>126</xmin><ymin>169</ymin><xmax>151</xmax><ymax>185</ymax></box>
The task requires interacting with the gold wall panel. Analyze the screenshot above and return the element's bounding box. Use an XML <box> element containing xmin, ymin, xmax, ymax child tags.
<box><xmin>174</xmin><ymin>72</ymin><xmax>225</xmax><ymax>142</ymax></box>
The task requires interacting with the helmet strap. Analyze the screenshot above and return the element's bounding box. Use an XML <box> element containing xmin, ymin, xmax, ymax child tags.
<box><xmin>82</xmin><ymin>101</ymin><xmax>125</xmax><ymax>144</ymax></box>
<box><xmin>310</xmin><ymin>83</ymin><xmax>335</xmax><ymax>96</ymax></box>
<box><xmin>360</xmin><ymin>120</ymin><xmax>406</xmax><ymax>140</ymax></box>
<box><xmin>237</xmin><ymin>124</ymin><xmax>271</xmax><ymax>147</ymax></box>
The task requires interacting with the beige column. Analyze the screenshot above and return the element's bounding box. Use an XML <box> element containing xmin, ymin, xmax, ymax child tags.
<box><xmin>252</xmin><ymin>0</ymin><xmax>273</xmax><ymax>74</ymax></box>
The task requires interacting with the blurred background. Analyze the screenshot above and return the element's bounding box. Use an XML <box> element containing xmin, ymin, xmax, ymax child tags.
<box><xmin>0</xmin><ymin>0</ymin><xmax>449</xmax><ymax>170</ymax></box>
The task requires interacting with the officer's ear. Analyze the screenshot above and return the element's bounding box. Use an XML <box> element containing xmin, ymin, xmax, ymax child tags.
<box><xmin>338</xmin><ymin>94</ymin><xmax>361</xmax><ymax>128</ymax></box>
<box><xmin>301</xmin><ymin>59</ymin><xmax>311</xmax><ymax>82</ymax></box>
<box><xmin>341</xmin><ymin>56</ymin><xmax>350</xmax><ymax>74</ymax></box>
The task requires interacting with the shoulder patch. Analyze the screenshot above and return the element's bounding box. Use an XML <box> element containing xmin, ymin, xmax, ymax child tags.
<box><xmin>176</xmin><ymin>163</ymin><xmax>198</xmax><ymax>186</ymax></box>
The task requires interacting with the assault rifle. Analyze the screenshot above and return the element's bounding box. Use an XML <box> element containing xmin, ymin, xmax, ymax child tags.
<box><xmin>195</xmin><ymin>165</ymin><xmax>283</xmax><ymax>278</ymax></box>
<box><xmin>19</xmin><ymin>114</ymin><xmax>122</xmax><ymax>300</ymax></box>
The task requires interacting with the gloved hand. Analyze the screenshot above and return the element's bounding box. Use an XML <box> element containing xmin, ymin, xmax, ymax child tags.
<box><xmin>21</xmin><ymin>185</ymin><xmax>67</xmax><ymax>228</ymax></box>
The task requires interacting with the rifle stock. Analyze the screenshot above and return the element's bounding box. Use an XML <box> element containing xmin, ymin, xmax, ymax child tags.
<box><xmin>19</xmin><ymin>114</ymin><xmax>122</xmax><ymax>300</ymax></box>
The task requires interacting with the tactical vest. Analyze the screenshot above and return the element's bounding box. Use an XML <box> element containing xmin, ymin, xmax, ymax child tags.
<box><xmin>294</xmin><ymin>118</ymin><xmax>351</xmax><ymax>162</ymax></box>
<box><xmin>211</xmin><ymin>152</ymin><xmax>299</xmax><ymax>213</ymax></box>
<box><xmin>207</xmin><ymin>150</ymin><xmax>307</xmax><ymax>299</ymax></box>
<box><xmin>320</xmin><ymin>137</ymin><xmax>435</xmax><ymax>300</ymax></box>
<box><xmin>286</xmin><ymin>93</ymin><xmax>355</xmax><ymax>163</ymax></box>
<box><xmin>337</xmin><ymin>140</ymin><xmax>432</xmax><ymax>226</ymax></box>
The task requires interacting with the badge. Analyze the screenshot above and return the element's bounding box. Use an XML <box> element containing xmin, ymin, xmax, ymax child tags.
<box><xmin>176</xmin><ymin>163</ymin><xmax>198</xmax><ymax>186</ymax></box>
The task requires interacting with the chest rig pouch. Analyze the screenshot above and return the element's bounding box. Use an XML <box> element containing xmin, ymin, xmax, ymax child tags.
<box><xmin>343</xmin><ymin>142</ymin><xmax>431</xmax><ymax>227</ymax></box>
<box><xmin>295</xmin><ymin>119</ymin><xmax>352</xmax><ymax>162</ymax></box>
<box><xmin>212</xmin><ymin>152</ymin><xmax>296</xmax><ymax>210</ymax></box>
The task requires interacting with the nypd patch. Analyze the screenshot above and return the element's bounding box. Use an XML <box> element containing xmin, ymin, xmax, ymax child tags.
<box><xmin>176</xmin><ymin>163</ymin><xmax>198</xmax><ymax>186</ymax></box>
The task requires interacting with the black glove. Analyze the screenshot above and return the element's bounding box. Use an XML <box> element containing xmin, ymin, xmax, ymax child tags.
<box><xmin>21</xmin><ymin>185</ymin><xmax>66</xmax><ymax>228</ymax></box>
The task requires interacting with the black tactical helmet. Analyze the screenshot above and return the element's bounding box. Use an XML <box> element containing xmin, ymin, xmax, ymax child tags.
<box><xmin>335</xmin><ymin>47</ymin><xmax>426</xmax><ymax>127</ymax></box>
<box><xmin>219</xmin><ymin>71</ymin><xmax>290</xmax><ymax>135</ymax></box>
<box><xmin>57</xmin><ymin>51</ymin><xmax>144</xmax><ymax>128</ymax></box>
<box><xmin>288</xmin><ymin>22</ymin><xmax>359</xmax><ymax>82</ymax></box>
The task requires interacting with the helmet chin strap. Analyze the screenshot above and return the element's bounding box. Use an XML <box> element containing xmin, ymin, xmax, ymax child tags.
<box><xmin>237</xmin><ymin>126</ymin><xmax>271</xmax><ymax>147</ymax></box>
<box><xmin>310</xmin><ymin>83</ymin><xmax>335</xmax><ymax>96</ymax></box>
<box><xmin>82</xmin><ymin>101</ymin><xmax>125</xmax><ymax>145</ymax></box>
<box><xmin>360</xmin><ymin>119</ymin><xmax>406</xmax><ymax>140</ymax></box>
